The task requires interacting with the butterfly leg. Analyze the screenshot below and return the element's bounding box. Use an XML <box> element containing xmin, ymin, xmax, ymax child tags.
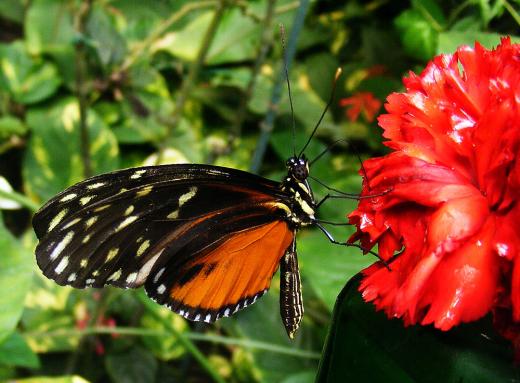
<box><xmin>279</xmin><ymin>238</ymin><xmax>304</xmax><ymax>339</ymax></box>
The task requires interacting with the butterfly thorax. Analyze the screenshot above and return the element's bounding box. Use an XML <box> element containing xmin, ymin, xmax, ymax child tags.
<box><xmin>280</xmin><ymin>156</ymin><xmax>316</xmax><ymax>228</ymax></box>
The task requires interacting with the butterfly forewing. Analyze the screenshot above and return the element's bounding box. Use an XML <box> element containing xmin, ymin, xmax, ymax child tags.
<box><xmin>34</xmin><ymin>165</ymin><xmax>290</xmax><ymax>295</ymax></box>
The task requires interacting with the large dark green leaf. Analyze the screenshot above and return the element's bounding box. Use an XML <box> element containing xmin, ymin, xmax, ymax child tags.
<box><xmin>23</xmin><ymin>97</ymin><xmax>119</xmax><ymax>202</ymax></box>
<box><xmin>0</xmin><ymin>217</ymin><xmax>33</xmax><ymax>345</ymax></box>
<box><xmin>316</xmin><ymin>275</ymin><xmax>518</xmax><ymax>382</ymax></box>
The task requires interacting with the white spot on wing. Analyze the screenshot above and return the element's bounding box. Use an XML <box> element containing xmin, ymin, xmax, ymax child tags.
<box><xmin>82</xmin><ymin>235</ymin><xmax>91</xmax><ymax>244</ymax></box>
<box><xmin>86</xmin><ymin>278</ymin><xmax>95</xmax><ymax>285</ymax></box>
<box><xmin>178</xmin><ymin>186</ymin><xmax>198</xmax><ymax>207</ymax></box>
<box><xmin>55</xmin><ymin>256</ymin><xmax>69</xmax><ymax>274</ymax></box>
<box><xmin>136</xmin><ymin>239</ymin><xmax>150</xmax><ymax>257</ymax></box>
<box><xmin>194</xmin><ymin>314</ymin><xmax>201</xmax><ymax>321</ymax></box>
<box><xmin>67</xmin><ymin>273</ymin><xmax>77</xmax><ymax>282</ymax></box>
<box><xmin>126</xmin><ymin>272</ymin><xmax>137</xmax><ymax>284</ymax></box>
<box><xmin>115</xmin><ymin>216</ymin><xmax>138</xmax><ymax>232</ymax></box>
<box><xmin>153</xmin><ymin>267</ymin><xmax>165</xmax><ymax>283</ymax></box>
<box><xmin>167</xmin><ymin>210</ymin><xmax>179</xmax><ymax>219</ymax></box>
<box><xmin>130</xmin><ymin>169</ymin><xmax>146</xmax><ymax>179</ymax></box>
<box><xmin>124</xmin><ymin>205</ymin><xmax>135</xmax><ymax>216</ymax></box>
<box><xmin>50</xmin><ymin>231</ymin><xmax>74</xmax><ymax>260</ymax></box>
<box><xmin>134</xmin><ymin>249</ymin><xmax>164</xmax><ymax>285</ymax></box>
<box><xmin>62</xmin><ymin>217</ymin><xmax>81</xmax><ymax>229</ymax></box>
<box><xmin>108</xmin><ymin>269</ymin><xmax>122</xmax><ymax>281</ymax></box>
<box><xmin>80</xmin><ymin>259</ymin><xmax>88</xmax><ymax>268</ymax></box>
<box><xmin>224</xmin><ymin>308</ymin><xmax>230</xmax><ymax>317</ymax></box>
<box><xmin>136</xmin><ymin>185</ymin><xmax>153</xmax><ymax>197</ymax></box>
<box><xmin>60</xmin><ymin>193</ymin><xmax>77</xmax><ymax>202</ymax></box>
<box><xmin>204</xmin><ymin>314</ymin><xmax>211</xmax><ymax>323</ymax></box>
<box><xmin>87</xmin><ymin>182</ymin><xmax>105</xmax><ymax>190</ymax></box>
<box><xmin>80</xmin><ymin>195</ymin><xmax>95</xmax><ymax>205</ymax></box>
<box><xmin>106</xmin><ymin>248</ymin><xmax>119</xmax><ymax>262</ymax></box>
<box><xmin>157</xmin><ymin>284</ymin><xmax>166</xmax><ymax>294</ymax></box>
<box><xmin>85</xmin><ymin>216</ymin><xmax>98</xmax><ymax>229</ymax></box>
<box><xmin>48</xmin><ymin>209</ymin><xmax>68</xmax><ymax>232</ymax></box>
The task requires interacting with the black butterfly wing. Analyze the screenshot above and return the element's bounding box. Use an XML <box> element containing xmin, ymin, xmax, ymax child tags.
<box><xmin>34</xmin><ymin>165</ymin><xmax>294</xmax><ymax>319</ymax></box>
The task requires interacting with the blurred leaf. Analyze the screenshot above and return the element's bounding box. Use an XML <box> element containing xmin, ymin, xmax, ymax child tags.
<box><xmin>86</xmin><ymin>4</ymin><xmax>127</xmax><ymax>67</ymax></box>
<box><xmin>0</xmin><ymin>331</ymin><xmax>40</xmax><ymax>369</ymax></box>
<box><xmin>13</xmin><ymin>376</ymin><xmax>90</xmax><ymax>383</ymax></box>
<box><xmin>316</xmin><ymin>275</ymin><xmax>517</xmax><ymax>382</ymax></box>
<box><xmin>0</xmin><ymin>42</ymin><xmax>61</xmax><ymax>104</ymax></box>
<box><xmin>394</xmin><ymin>9</ymin><xmax>438</xmax><ymax>61</ymax></box>
<box><xmin>25</xmin><ymin>0</ymin><xmax>75</xmax><ymax>55</ymax></box>
<box><xmin>105</xmin><ymin>346</ymin><xmax>158</xmax><ymax>383</ymax></box>
<box><xmin>0</xmin><ymin>0</ymin><xmax>24</xmax><ymax>22</ymax></box>
<box><xmin>140</xmin><ymin>310</ymin><xmax>187</xmax><ymax>361</ymax></box>
<box><xmin>437</xmin><ymin>32</ymin><xmax>520</xmax><ymax>55</ymax></box>
<box><xmin>23</xmin><ymin>97</ymin><xmax>119</xmax><ymax>202</ymax></box>
<box><xmin>153</xmin><ymin>8</ymin><xmax>292</xmax><ymax>65</ymax></box>
<box><xmin>411</xmin><ymin>0</ymin><xmax>447</xmax><ymax>28</ymax></box>
<box><xmin>0</xmin><ymin>176</ymin><xmax>22</xmax><ymax>209</ymax></box>
<box><xmin>221</xmin><ymin>290</ymin><xmax>319</xmax><ymax>383</ymax></box>
<box><xmin>0</xmin><ymin>217</ymin><xmax>33</xmax><ymax>344</ymax></box>
<box><xmin>0</xmin><ymin>115</ymin><xmax>27</xmax><ymax>139</ymax></box>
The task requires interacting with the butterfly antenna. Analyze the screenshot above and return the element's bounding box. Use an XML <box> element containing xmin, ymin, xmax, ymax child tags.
<box><xmin>280</xmin><ymin>24</ymin><xmax>297</xmax><ymax>157</ymax></box>
<box><xmin>298</xmin><ymin>67</ymin><xmax>342</xmax><ymax>157</ymax></box>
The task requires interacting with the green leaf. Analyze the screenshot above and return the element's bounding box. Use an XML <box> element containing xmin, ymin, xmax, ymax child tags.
<box><xmin>0</xmin><ymin>115</ymin><xmax>27</xmax><ymax>140</ymax></box>
<box><xmin>23</xmin><ymin>97</ymin><xmax>119</xmax><ymax>202</ymax></box>
<box><xmin>0</xmin><ymin>42</ymin><xmax>61</xmax><ymax>104</ymax></box>
<box><xmin>140</xmin><ymin>309</ymin><xmax>187</xmax><ymax>361</ymax></box>
<box><xmin>0</xmin><ymin>217</ymin><xmax>33</xmax><ymax>344</ymax></box>
<box><xmin>394</xmin><ymin>9</ymin><xmax>438</xmax><ymax>61</ymax></box>
<box><xmin>0</xmin><ymin>331</ymin><xmax>40</xmax><ymax>369</ymax></box>
<box><xmin>25</xmin><ymin>0</ymin><xmax>75</xmax><ymax>55</ymax></box>
<box><xmin>316</xmin><ymin>275</ymin><xmax>517</xmax><ymax>382</ymax></box>
<box><xmin>153</xmin><ymin>8</ymin><xmax>293</xmax><ymax>65</ymax></box>
<box><xmin>105</xmin><ymin>346</ymin><xmax>158</xmax><ymax>383</ymax></box>
<box><xmin>0</xmin><ymin>0</ymin><xmax>24</xmax><ymax>22</ymax></box>
<box><xmin>437</xmin><ymin>32</ymin><xmax>520</xmax><ymax>55</ymax></box>
<box><xmin>86</xmin><ymin>5</ymin><xmax>127</xmax><ymax>66</ymax></box>
<box><xmin>411</xmin><ymin>0</ymin><xmax>447</xmax><ymax>28</ymax></box>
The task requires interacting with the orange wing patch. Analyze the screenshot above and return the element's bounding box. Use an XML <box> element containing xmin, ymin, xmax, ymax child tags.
<box><xmin>151</xmin><ymin>220</ymin><xmax>293</xmax><ymax>322</ymax></box>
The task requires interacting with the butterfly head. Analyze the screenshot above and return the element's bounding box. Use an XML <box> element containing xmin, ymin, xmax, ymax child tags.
<box><xmin>286</xmin><ymin>155</ymin><xmax>309</xmax><ymax>182</ymax></box>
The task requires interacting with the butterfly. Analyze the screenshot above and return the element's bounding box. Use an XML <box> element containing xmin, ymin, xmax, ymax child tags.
<box><xmin>32</xmin><ymin>69</ymin><xmax>358</xmax><ymax>339</ymax></box>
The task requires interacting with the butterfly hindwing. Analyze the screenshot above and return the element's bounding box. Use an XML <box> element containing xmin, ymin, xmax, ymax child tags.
<box><xmin>145</xmin><ymin>208</ymin><xmax>294</xmax><ymax>322</ymax></box>
<box><xmin>34</xmin><ymin>165</ymin><xmax>290</xmax><ymax>293</ymax></box>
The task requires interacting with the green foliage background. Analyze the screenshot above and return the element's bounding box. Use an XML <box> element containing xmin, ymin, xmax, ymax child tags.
<box><xmin>0</xmin><ymin>0</ymin><xmax>518</xmax><ymax>382</ymax></box>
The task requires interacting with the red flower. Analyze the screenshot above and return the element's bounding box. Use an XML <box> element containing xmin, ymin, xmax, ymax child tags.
<box><xmin>348</xmin><ymin>38</ymin><xmax>520</xmax><ymax>342</ymax></box>
<box><xmin>340</xmin><ymin>92</ymin><xmax>382</xmax><ymax>122</ymax></box>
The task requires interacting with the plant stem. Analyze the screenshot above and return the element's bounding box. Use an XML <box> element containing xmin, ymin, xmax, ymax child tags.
<box><xmin>228</xmin><ymin>0</ymin><xmax>277</xmax><ymax>145</ymax></box>
<box><xmin>137</xmin><ymin>293</ymin><xmax>226</xmax><ymax>383</ymax></box>
<box><xmin>249</xmin><ymin>0</ymin><xmax>310</xmax><ymax>173</ymax></box>
<box><xmin>25</xmin><ymin>325</ymin><xmax>321</xmax><ymax>359</ymax></box>
<box><xmin>74</xmin><ymin>0</ymin><xmax>93</xmax><ymax>178</ymax></box>
<box><xmin>502</xmin><ymin>0</ymin><xmax>520</xmax><ymax>26</ymax></box>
